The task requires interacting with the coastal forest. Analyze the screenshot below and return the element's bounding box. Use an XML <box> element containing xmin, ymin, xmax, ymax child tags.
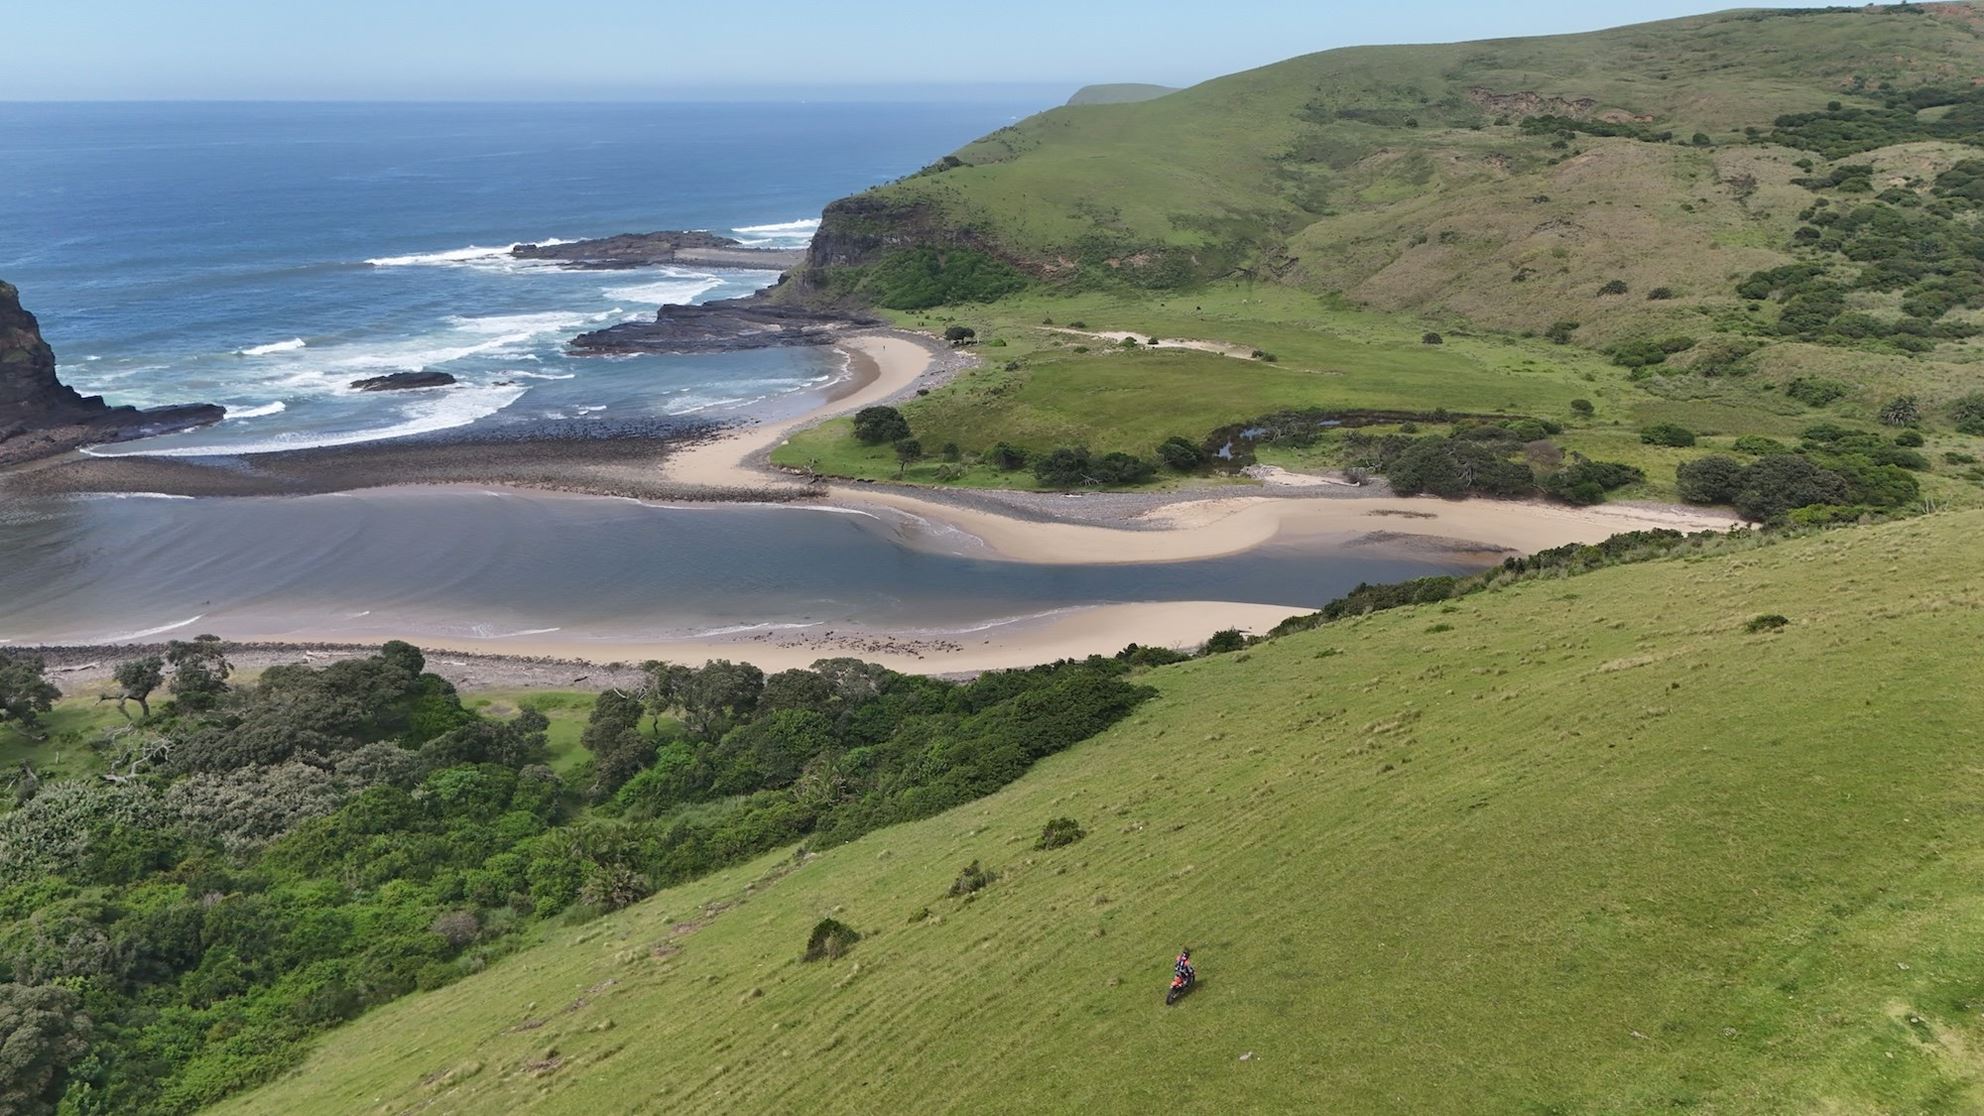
<box><xmin>8</xmin><ymin>5</ymin><xmax>1984</xmax><ymax>1115</ymax></box>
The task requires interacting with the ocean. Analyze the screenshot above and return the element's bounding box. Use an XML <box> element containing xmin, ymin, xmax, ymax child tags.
<box><xmin>0</xmin><ymin>100</ymin><xmax>1479</xmax><ymax>647</ymax></box>
<box><xmin>0</xmin><ymin>100</ymin><xmax>1039</xmax><ymax>453</ymax></box>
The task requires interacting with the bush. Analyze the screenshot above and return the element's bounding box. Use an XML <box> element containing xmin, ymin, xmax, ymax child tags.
<box><xmin>1950</xmin><ymin>393</ymin><xmax>1984</xmax><ymax>435</ymax></box>
<box><xmin>989</xmin><ymin>442</ymin><xmax>1028</xmax><ymax>470</ymax></box>
<box><xmin>1676</xmin><ymin>455</ymin><xmax>1745</xmax><ymax>504</ymax></box>
<box><xmin>1611</xmin><ymin>336</ymin><xmax>1696</xmax><ymax>368</ymax></box>
<box><xmin>1036</xmin><ymin>817</ymin><xmax>1086</xmax><ymax>850</ymax></box>
<box><xmin>1421</xmin><ymin>331</ymin><xmax>1443</xmax><ymax>344</ymax></box>
<box><xmin>1878</xmin><ymin>396</ymin><xmax>1921</xmax><ymax>428</ymax></box>
<box><xmin>1569</xmin><ymin>398</ymin><xmax>1595</xmax><ymax>417</ymax></box>
<box><xmin>1201</xmin><ymin>629</ymin><xmax>1248</xmax><ymax>655</ymax></box>
<box><xmin>1732</xmin><ymin>435</ymin><xmax>1788</xmax><ymax>455</ymax></box>
<box><xmin>1540</xmin><ymin>459</ymin><xmax>1644</xmax><ymax>505</ymax></box>
<box><xmin>1871</xmin><ymin>445</ymin><xmax>1929</xmax><ymax>470</ymax></box>
<box><xmin>1545</xmin><ymin>320</ymin><xmax>1580</xmax><ymax>344</ymax></box>
<box><xmin>1598</xmin><ymin>279</ymin><xmax>1629</xmax><ymax>296</ymax></box>
<box><xmin>1785</xmin><ymin>377</ymin><xmax>1849</xmax><ymax>408</ymax></box>
<box><xmin>1639</xmin><ymin>423</ymin><xmax>1697</xmax><ymax>447</ymax></box>
<box><xmin>1251</xmin><ymin>349</ymin><xmax>1279</xmax><ymax>362</ymax></box>
<box><xmin>1156</xmin><ymin>436</ymin><xmax>1205</xmax><ymax>472</ymax></box>
<box><xmin>948</xmin><ymin>859</ymin><xmax>996</xmax><ymax>897</ymax></box>
<box><xmin>1745</xmin><ymin>614</ymin><xmax>1790</xmax><ymax>633</ymax></box>
<box><xmin>852</xmin><ymin>406</ymin><xmax>911</xmax><ymax>445</ymax></box>
<box><xmin>1893</xmin><ymin>430</ymin><xmax>1925</xmax><ymax>448</ymax></box>
<box><xmin>862</xmin><ymin>248</ymin><xmax>1027</xmax><ymax>310</ymax></box>
<box><xmin>1733</xmin><ymin>454</ymin><xmax>1850</xmax><ymax>521</ymax></box>
<box><xmin>803</xmin><ymin>918</ymin><xmax>861</xmax><ymax>961</ymax></box>
<box><xmin>1647</xmin><ymin>286</ymin><xmax>1676</xmax><ymax>300</ymax></box>
<box><xmin>942</xmin><ymin>325</ymin><xmax>976</xmax><ymax>343</ymax></box>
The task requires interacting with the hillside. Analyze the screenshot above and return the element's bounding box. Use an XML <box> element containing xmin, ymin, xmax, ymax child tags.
<box><xmin>220</xmin><ymin>509</ymin><xmax>1984</xmax><ymax>1114</ymax></box>
<box><xmin>1065</xmin><ymin>83</ymin><xmax>1178</xmax><ymax>106</ymax></box>
<box><xmin>773</xmin><ymin>4</ymin><xmax>1984</xmax><ymax>520</ymax></box>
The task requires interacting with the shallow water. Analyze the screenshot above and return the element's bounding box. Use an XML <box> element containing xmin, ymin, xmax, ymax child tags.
<box><xmin>0</xmin><ymin>488</ymin><xmax>1474</xmax><ymax>646</ymax></box>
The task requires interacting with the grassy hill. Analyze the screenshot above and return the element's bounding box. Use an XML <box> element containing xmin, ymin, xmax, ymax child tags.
<box><xmin>219</xmin><ymin>509</ymin><xmax>1984</xmax><ymax>1114</ymax></box>
<box><xmin>774</xmin><ymin>5</ymin><xmax>1984</xmax><ymax>513</ymax></box>
<box><xmin>1065</xmin><ymin>83</ymin><xmax>1178</xmax><ymax>106</ymax></box>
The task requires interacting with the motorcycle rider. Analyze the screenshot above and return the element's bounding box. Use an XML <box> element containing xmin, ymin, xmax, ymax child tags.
<box><xmin>1173</xmin><ymin>947</ymin><xmax>1194</xmax><ymax>985</ymax></box>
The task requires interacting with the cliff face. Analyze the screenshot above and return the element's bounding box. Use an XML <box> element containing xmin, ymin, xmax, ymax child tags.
<box><xmin>0</xmin><ymin>280</ymin><xmax>224</xmax><ymax>465</ymax></box>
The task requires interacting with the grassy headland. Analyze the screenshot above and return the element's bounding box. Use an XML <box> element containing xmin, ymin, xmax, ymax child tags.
<box><xmin>218</xmin><ymin>508</ymin><xmax>1984</xmax><ymax>1114</ymax></box>
<box><xmin>769</xmin><ymin>5</ymin><xmax>1984</xmax><ymax>520</ymax></box>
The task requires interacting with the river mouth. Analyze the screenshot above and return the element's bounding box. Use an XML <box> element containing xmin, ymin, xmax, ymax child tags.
<box><xmin>0</xmin><ymin>486</ymin><xmax>1480</xmax><ymax>649</ymax></box>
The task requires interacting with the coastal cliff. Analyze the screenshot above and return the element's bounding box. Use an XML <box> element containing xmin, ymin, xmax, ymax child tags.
<box><xmin>0</xmin><ymin>280</ymin><xmax>223</xmax><ymax>465</ymax></box>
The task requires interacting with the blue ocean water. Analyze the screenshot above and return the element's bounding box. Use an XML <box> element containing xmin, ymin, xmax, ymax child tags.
<box><xmin>0</xmin><ymin>100</ymin><xmax>1043</xmax><ymax>453</ymax></box>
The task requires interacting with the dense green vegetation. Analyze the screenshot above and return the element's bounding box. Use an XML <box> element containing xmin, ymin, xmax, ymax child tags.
<box><xmin>217</xmin><ymin>510</ymin><xmax>1984</xmax><ymax>1114</ymax></box>
<box><xmin>0</xmin><ymin>644</ymin><xmax>1148</xmax><ymax>1114</ymax></box>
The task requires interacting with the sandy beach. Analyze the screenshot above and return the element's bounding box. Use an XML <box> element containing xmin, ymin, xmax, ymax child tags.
<box><xmin>4</xmin><ymin>327</ymin><xmax>1744</xmax><ymax>676</ymax></box>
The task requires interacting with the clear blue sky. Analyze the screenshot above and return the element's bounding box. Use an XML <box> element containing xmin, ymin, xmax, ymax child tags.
<box><xmin>4</xmin><ymin>0</ymin><xmax>1854</xmax><ymax>101</ymax></box>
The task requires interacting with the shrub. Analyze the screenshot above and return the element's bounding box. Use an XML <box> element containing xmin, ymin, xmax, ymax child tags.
<box><xmin>1119</xmin><ymin>336</ymin><xmax>1140</xmax><ymax>349</ymax></box>
<box><xmin>1201</xmin><ymin>629</ymin><xmax>1248</xmax><ymax>655</ymax></box>
<box><xmin>1156</xmin><ymin>436</ymin><xmax>1204</xmax><ymax>472</ymax></box>
<box><xmin>1036</xmin><ymin>817</ymin><xmax>1086</xmax><ymax>850</ymax></box>
<box><xmin>852</xmin><ymin>406</ymin><xmax>911</xmax><ymax>445</ymax></box>
<box><xmin>1067</xmin><ymin>320</ymin><xmax>1087</xmax><ymax>329</ymax></box>
<box><xmin>1745</xmin><ymin>614</ymin><xmax>1790</xmax><ymax>633</ymax></box>
<box><xmin>942</xmin><ymin>325</ymin><xmax>976</xmax><ymax>343</ymax></box>
<box><xmin>1950</xmin><ymin>393</ymin><xmax>1984</xmax><ymax>435</ymax></box>
<box><xmin>948</xmin><ymin>860</ymin><xmax>995</xmax><ymax>897</ymax></box>
<box><xmin>1732</xmin><ymin>435</ymin><xmax>1789</xmax><ymax>455</ymax></box>
<box><xmin>863</xmin><ymin>247</ymin><xmax>1027</xmax><ymax>310</ymax></box>
<box><xmin>1946</xmin><ymin>451</ymin><xmax>1979</xmax><ymax>465</ymax></box>
<box><xmin>803</xmin><ymin>918</ymin><xmax>861</xmax><ymax>961</ymax></box>
<box><xmin>1541</xmin><ymin>459</ymin><xmax>1644</xmax><ymax>505</ymax></box>
<box><xmin>1893</xmin><ymin>430</ymin><xmax>1925</xmax><ymax>447</ymax></box>
<box><xmin>1878</xmin><ymin>396</ymin><xmax>1921</xmax><ymax>428</ymax></box>
<box><xmin>1421</xmin><ymin>331</ymin><xmax>1444</xmax><ymax>344</ymax></box>
<box><xmin>989</xmin><ymin>442</ymin><xmax>1028</xmax><ymax>470</ymax></box>
<box><xmin>1676</xmin><ymin>455</ymin><xmax>1746</xmax><ymax>504</ymax></box>
<box><xmin>1639</xmin><ymin>423</ymin><xmax>1697</xmax><ymax>447</ymax></box>
<box><xmin>1611</xmin><ymin>336</ymin><xmax>1695</xmax><ymax>368</ymax></box>
<box><xmin>1545</xmin><ymin>320</ymin><xmax>1580</xmax><ymax>344</ymax></box>
<box><xmin>1598</xmin><ymin>279</ymin><xmax>1629</xmax><ymax>296</ymax></box>
<box><xmin>1785</xmin><ymin>377</ymin><xmax>1849</xmax><ymax>408</ymax></box>
<box><xmin>1871</xmin><ymin>445</ymin><xmax>1929</xmax><ymax>470</ymax></box>
<box><xmin>1569</xmin><ymin>398</ymin><xmax>1595</xmax><ymax>417</ymax></box>
<box><xmin>1733</xmin><ymin>454</ymin><xmax>1850</xmax><ymax>521</ymax></box>
<box><xmin>1251</xmin><ymin>349</ymin><xmax>1279</xmax><ymax>362</ymax></box>
<box><xmin>1647</xmin><ymin>286</ymin><xmax>1676</xmax><ymax>300</ymax></box>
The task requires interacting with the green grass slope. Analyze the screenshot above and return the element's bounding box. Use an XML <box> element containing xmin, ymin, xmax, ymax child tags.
<box><xmin>1065</xmin><ymin>83</ymin><xmax>1178</xmax><ymax>106</ymax></box>
<box><xmin>221</xmin><ymin>511</ymin><xmax>1984</xmax><ymax>1114</ymax></box>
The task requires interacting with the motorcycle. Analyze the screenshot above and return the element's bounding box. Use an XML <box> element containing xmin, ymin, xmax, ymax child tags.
<box><xmin>1165</xmin><ymin>969</ymin><xmax>1196</xmax><ymax>1006</ymax></box>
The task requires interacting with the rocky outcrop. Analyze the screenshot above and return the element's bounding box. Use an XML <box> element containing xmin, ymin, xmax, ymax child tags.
<box><xmin>513</xmin><ymin>231</ymin><xmax>806</xmax><ymax>272</ymax></box>
<box><xmin>569</xmin><ymin>296</ymin><xmax>881</xmax><ymax>355</ymax></box>
<box><xmin>0</xmin><ymin>280</ymin><xmax>223</xmax><ymax>466</ymax></box>
<box><xmin>350</xmin><ymin>371</ymin><xmax>457</xmax><ymax>392</ymax></box>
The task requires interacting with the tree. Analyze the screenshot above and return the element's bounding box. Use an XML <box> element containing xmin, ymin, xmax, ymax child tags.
<box><xmin>581</xmin><ymin>688</ymin><xmax>652</xmax><ymax>798</ymax></box>
<box><xmin>0</xmin><ymin>654</ymin><xmax>60</xmax><ymax>735</ymax></box>
<box><xmin>851</xmin><ymin>406</ymin><xmax>911</xmax><ymax>445</ymax></box>
<box><xmin>680</xmin><ymin>660</ymin><xmax>765</xmax><ymax>741</ymax></box>
<box><xmin>0</xmin><ymin>982</ymin><xmax>91</xmax><ymax>1116</ymax></box>
<box><xmin>1675</xmin><ymin>454</ymin><xmax>1746</xmax><ymax>504</ymax></box>
<box><xmin>640</xmin><ymin>660</ymin><xmax>693</xmax><ymax>731</ymax></box>
<box><xmin>941</xmin><ymin>324</ymin><xmax>976</xmax><ymax>343</ymax></box>
<box><xmin>894</xmin><ymin>438</ymin><xmax>923</xmax><ymax>478</ymax></box>
<box><xmin>1733</xmin><ymin>453</ymin><xmax>1850</xmax><ymax>521</ymax></box>
<box><xmin>165</xmin><ymin>635</ymin><xmax>232</xmax><ymax>711</ymax></box>
<box><xmin>110</xmin><ymin>655</ymin><xmax>164</xmax><ymax>720</ymax></box>
<box><xmin>1201</xmin><ymin>629</ymin><xmax>1248</xmax><ymax>654</ymax></box>
<box><xmin>760</xmin><ymin>669</ymin><xmax>837</xmax><ymax>717</ymax></box>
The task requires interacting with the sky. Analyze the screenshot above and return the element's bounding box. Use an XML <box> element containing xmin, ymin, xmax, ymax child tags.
<box><xmin>3</xmin><ymin>0</ymin><xmax>1867</xmax><ymax>101</ymax></box>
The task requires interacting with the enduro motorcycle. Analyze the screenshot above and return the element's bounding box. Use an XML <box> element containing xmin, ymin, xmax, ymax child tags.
<box><xmin>1165</xmin><ymin>968</ymin><xmax>1196</xmax><ymax>1006</ymax></box>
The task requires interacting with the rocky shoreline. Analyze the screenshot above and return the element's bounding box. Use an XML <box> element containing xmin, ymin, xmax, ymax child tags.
<box><xmin>570</xmin><ymin>295</ymin><xmax>882</xmax><ymax>355</ymax></box>
<box><xmin>514</xmin><ymin>230</ymin><xmax>805</xmax><ymax>272</ymax></box>
<box><xmin>0</xmin><ymin>280</ymin><xmax>224</xmax><ymax>466</ymax></box>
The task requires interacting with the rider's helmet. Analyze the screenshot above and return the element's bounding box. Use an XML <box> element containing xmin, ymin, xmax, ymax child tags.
<box><xmin>1179</xmin><ymin>947</ymin><xmax>1191</xmax><ymax>960</ymax></box>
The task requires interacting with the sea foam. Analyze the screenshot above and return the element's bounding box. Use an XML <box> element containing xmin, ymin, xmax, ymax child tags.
<box><xmin>239</xmin><ymin>337</ymin><xmax>306</xmax><ymax>356</ymax></box>
<box><xmin>85</xmin><ymin>383</ymin><xmax>530</xmax><ymax>457</ymax></box>
<box><xmin>228</xmin><ymin>401</ymin><xmax>287</xmax><ymax>419</ymax></box>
